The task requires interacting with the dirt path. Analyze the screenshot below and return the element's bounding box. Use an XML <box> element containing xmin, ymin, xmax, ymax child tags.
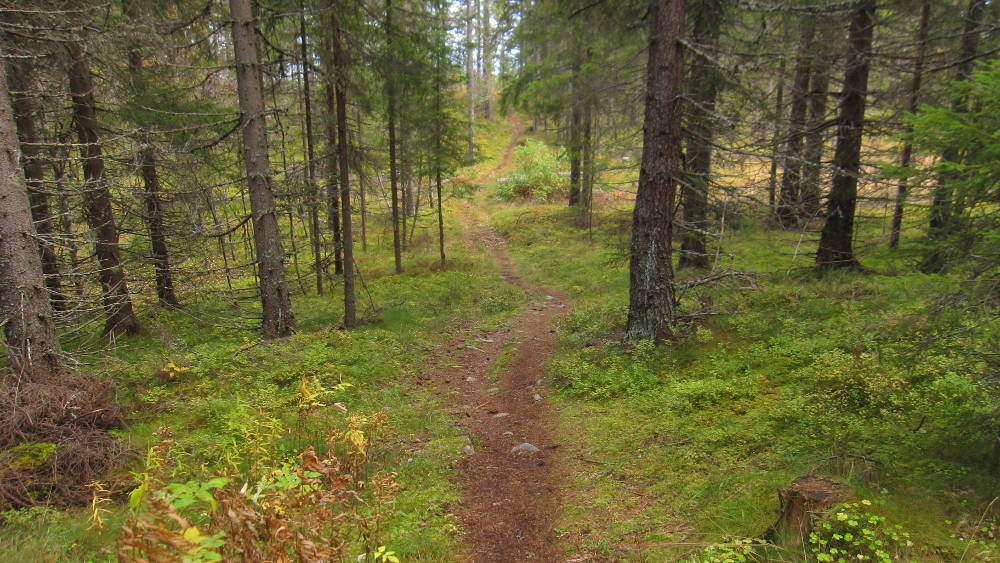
<box><xmin>475</xmin><ymin>116</ymin><xmax>525</xmax><ymax>185</ymax></box>
<box><xmin>430</xmin><ymin>120</ymin><xmax>570</xmax><ymax>561</ymax></box>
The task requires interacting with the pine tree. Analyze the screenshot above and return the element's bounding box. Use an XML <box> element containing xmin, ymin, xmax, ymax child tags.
<box><xmin>626</xmin><ymin>0</ymin><xmax>686</xmax><ymax>342</ymax></box>
<box><xmin>229</xmin><ymin>0</ymin><xmax>297</xmax><ymax>338</ymax></box>
<box><xmin>0</xmin><ymin>56</ymin><xmax>63</xmax><ymax>378</ymax></box>
<box><xmin>816</xmin><ymin>0</ymin><xmax>876</xmax><ymax>270</ymax></box>
<box><xmin>67</xmin><ymin>43</ymin><xmax>142</xmax><ymax>335</ymax></box>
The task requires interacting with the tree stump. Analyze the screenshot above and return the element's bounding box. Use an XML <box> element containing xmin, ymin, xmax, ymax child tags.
<box><xmin>765</xmin><ymin>475</ymin><xmax>851</xmax><ymax>546</ymax></box>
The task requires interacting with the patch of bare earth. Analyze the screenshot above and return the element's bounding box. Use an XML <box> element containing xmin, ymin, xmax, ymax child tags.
<box><xmin>428</xmin><ymin>120</ymin><xmax>572</xmax><ymax>561</ymax></box>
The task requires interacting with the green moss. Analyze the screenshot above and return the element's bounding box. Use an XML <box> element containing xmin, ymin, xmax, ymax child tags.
<box><xmin>1</xmin><ymin>443</ymin><xmax>57</xmax><ymax>475</ymax></box>
<box><xmin>493</xmin><ymin>199</ymin><xmax>1000</xmax><ymax>560</ymax></box>
<box><xmin>0</xmin><ymin>116</ymin><xmax>519</xmax><ymax>563</ymax></box>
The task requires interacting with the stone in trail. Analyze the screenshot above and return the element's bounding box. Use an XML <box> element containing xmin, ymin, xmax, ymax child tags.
<box><xmin>532</xmin><ymin>393</ymin><xmax>543</xmax><ymax>402</ymax></box>
<box><xmin>435</xmin><ymin>117</ymin><xmax>567</xmax><ymax>563</ymax></box>
<box><xmin>511</xmin><ymin>442</ymin><xmax>540</xmax><ymax>454</ymax></box>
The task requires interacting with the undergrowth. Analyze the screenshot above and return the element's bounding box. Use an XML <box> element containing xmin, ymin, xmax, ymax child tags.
<box><xmin>492</xmin><ymin>201</ymin><xmax>1000</xmax><ymax>561</ymax></box>
<box><xmin>491</xmin><ymin>138</ymin><xmax>568</xmax><ymax>200</ymax></box>
<box><xmin>0</xmin><ymin>116</ymin><xmax>519</xmax><ymax>562</ymax></box>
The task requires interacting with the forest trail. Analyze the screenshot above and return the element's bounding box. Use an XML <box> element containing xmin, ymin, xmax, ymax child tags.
<box><xmin>475</xmin><ymin>115</ymin><xmax>525</xmax><ymax>185</ymax></box>
<box><xmin>429</xmin><ymin>119</ymin><xmax>570</xmax><ymax>561</ymax></box>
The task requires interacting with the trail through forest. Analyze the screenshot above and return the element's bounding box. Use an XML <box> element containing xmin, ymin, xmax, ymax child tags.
<box><xmin>429</xmin><ymin>120</ymin><xmax>570</xmax><ymax>561</ymax></box>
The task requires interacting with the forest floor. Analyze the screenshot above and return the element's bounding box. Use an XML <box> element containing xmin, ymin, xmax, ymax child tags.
<box><xmin>4</xmin><ymin>115</ymin><xmax>998</xmax><ymax>563</ymax></box>
<box><xmin>427</xmin><ymin>117</ymin><xmax>574</xmax><ymax>561</ymax></box>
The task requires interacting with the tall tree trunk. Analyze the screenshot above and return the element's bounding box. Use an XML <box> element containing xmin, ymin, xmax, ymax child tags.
<box><xmin>54</xmin><ymin>159</ymin><xmax>85</xmax><ymax>297</ymax></box>
<box><xmin>386</xmin><ymin>0</ymin><xmax>403</xmax><ymax>274</ymax></box>
<box><xmin>229</xmin><ymin>0</ymin><xmax>296</xmax><ymax>337</ymax></box>
<box><xmin>679</xmin><ymin>1</ymin><xmax>721</xmax><ymax>269</ymax></box>
<box><xmin>123</xmin><ymin>1</ymin><xmax>180</xmax><ymax>308</ymax></box>
<box><xmin>581</xmin><ymin>102</ymin><xmax>595</xmax><ymax>210</ymax></box>
<box><xmin>465</xmin><ymin>0</ymin><xmax>476</xmax><ymax>160</ymax></box>
<box><xmin>816</xmin><ymin>0</ymin><xmax>875</xmax><ymax>270</ymax></box>
<box><xmin>66</xmin><ymin>44</ymin><xmax>141</xmax><ymax>336</ymax></box>
<box><xmin>435</xmin><ymin>2</ymin><xmax>447</xmax><ymax>268</ymax></box>
<box><xmin>568</xmin><ymin>99</ymin><xmax>582</xmax><ymax>206</ymax></box>
<box><xmin>798</xmin><ymin>36</ymin><xmax>831</xmax><ymax>221</ymax></box>
<box><xmin>357</xmin><ymin>106</ymin><xmax>367</xmax><ymax>251</ymax></box>
<box><xmin>768</xmin><ymin>58</ymin><xmax>786</xmax><ymax>211</ymax></box>
<box><xmin>324</xmin><ymin>60</ymin><xmax>343</xmax><ymax>276</ymax></box>
<box><xmin>402</xmin><ymin>129</ymin><xmax>415</xmax><ymax>219</ymax></box>
<box><xmin>890</xmin><ymin>0</ymin><xmax>931</xmax><ymax>249</ymax></box>
<box><xmin>922</xmin><ymin>0</ymin><xmax>984</xmax><ymax>272</ymax></box>
<box><xmin>625</xmin><ymin>0</ymin><xmax>685</xmax><ymax>343</ymax></box>
<box><xmin>0</xmin><ymin>57</ymin><xmax>63</xmax><ymax>379</ymax></box>
<box><xmin>482</xmin><ymin>0</ymin><xmax>494</xmax><ymax>121</ymax></box>
<box><xmin>331</xmin><ymin>0</ymin><xmax>356</xmax><ymax>328</ymax></box>
<box><xmin>568</xmin><ymin>44</ymin><xmax>584</xmax><ymax>208</ymax></box>
<box><xmin>9</xmin><ymin>65</ymin><xmax>63</xmax><ymax>309</ymax></box>
<box><xmin>139</xmin><ymin>146</ymin><xmax>179</xmax><ymax>307</ymax></box>
<box><xmin>300</xmin><ymin>0</ymin><xmax>323</xmax><ymax>294</ymax></box>
<box><xmin>271</xmin><ymin>69</ymin><xmax>308</xmax><ymax>292</ymax></box>
<box><xmin>776</xmin><ymin>19</ymin><xmax>816</xmax><ymax>227</ymax></box>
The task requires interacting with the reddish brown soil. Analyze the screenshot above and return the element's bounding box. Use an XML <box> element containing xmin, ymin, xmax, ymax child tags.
<box><xmin>430</xmin><ymin>120</ymin><xmax>570</xmax><ymax>561</ymax></box>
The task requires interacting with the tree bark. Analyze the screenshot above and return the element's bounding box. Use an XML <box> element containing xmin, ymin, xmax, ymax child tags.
<box><xmin>767</xmin><ymin>58</ymin><xmax>786</xmax><ymax>212</ymax></box>
<box><xmin>300</xmin><ymin>0</ymin><xmax>323</xmax><ymax>294</ymax></box>
<box><xmin>402</xmin><ymin>129</ymin><xmax>415</xmax><ymax>219</ymax></box>
<box><xmin>482</xmin><ymin>0</ymin><xmax>494</xmax><ymax>121</ymax></box>
<box><xmin>816</xmin><ymin>0</ymin><xmax>875</xmax><ymax>270</ymax></box>
<box><xmin>798</xmin><ymin>35</ymin><xmax>832</xmax><ymax>221</ymax></box>
<box><xmin>679</xmin><ymin>1</ymin><xmax>721</xmax><ymax>269</ymax></box>
<box><xmin>324</xmin><ymin>61</ymin><xmax>343</xmax><ymax>276</ymax></box>
<box><xmin>229</xmin><ymin>0</ymin><xmax>296</xmax><ymax>338</ymax></box>
<box><xmin>0</xmin><ymin>56</ymin><xmax>63</xmax><ymax>379</ymax></box>
<box><xmin>465</xmin><ymin>0</ymin><xmax>476</xmax><ymax>160</ymax></box>
<box><xmin>435</xmin><ymin>2</ymin><xmax>447</xmax><ymax>268</ymax></box>
<box><xmin>764</xmin><ymin>476</ymin><xmax>851</xmax><ymax>546</ymax></box>
<box><xmin>122</xmin><ymin>0</ymin><xmax>180</xmax><ymax>308</ymax></box>
<box><xmin>625</xmin><ymin>0</ymin><xmax>685</xmax><ymax>343</ymax></box>
<box><xmin>53</xmin><ymin>158</ymin><xmax>85</xmax><ymax>297</ymax></box>
<box><xmin>386</xmin><ymin>0</ymin><xmax>403</xmax><ymax>274</ymax></box>
<box><xmin>568</xmin><ymin>98</ymin><xmax>582</xmax><ymax>207</ymax></box>
<box><xmin>66</xmin><ymin>44</ymin><xmax>141</xmax><ymax>336</ymax></box>
<box><xmin>889</xmin><ymin>0</ymin><xmax>930</xmax><ymax>250</ymax></box>
<box><xmin>357</xmin><ymin>106</ymin><xmax>367</xmax><ymax>251</ymax></box>
<box><xmin>139</xmin><ymin>145</ymin><xmax>179</xmax><ymax>307</ymax></box>
<box><xmin>776</xmin><ymin>19</ymin><xmax>816</xmax><ymax>227</ymax></box>
<box><xmin>581</xmin><ymin>102</ymin><xmax>595</xmax><ymax>210</ymax></box>
<box><xmin>331</xmin><ymin>0</ymin><xmax>356</xmax><ymax>328</ymax></box>
<box><xmin>9</xmin><ymin>65</ymin><xmax>63</xmax><ymax>309</ymax></box>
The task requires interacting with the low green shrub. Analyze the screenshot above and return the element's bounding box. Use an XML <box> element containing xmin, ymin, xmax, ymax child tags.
<box><xmin>479</xmin><ymin>286</ymin><xmax>524</xmax><ymax>315</ymax></box>
<box><xmin>493</xmin><ymin>139</ymin><xmax>568</xmax><ymax>200</ymax></box>
<box><xmin>550</xmin><ymin>340</ymin><xmax>660</xmax><ymax>399</ymax></box>
<box><xmin>808</xmin><ymin>500</ymin><xmax>912</xmax><ymax>563</ymax></box>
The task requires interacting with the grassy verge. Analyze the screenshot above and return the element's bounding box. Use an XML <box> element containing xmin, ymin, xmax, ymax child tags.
<box><xmin>0</xmin><ymin>117</ymin><xmax>518</xmax><ymax>562</ymax></box>
<box><xmin>492</xmin><ymin>202</ymin><xmax>1000</xmax><ymax>561</ymax></box>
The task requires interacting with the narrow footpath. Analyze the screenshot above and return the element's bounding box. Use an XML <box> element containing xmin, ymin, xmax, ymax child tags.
<box><xmin>430</xmin><ymin>119</ymin><xmax>571</xmax><ymax>561</ymax></box>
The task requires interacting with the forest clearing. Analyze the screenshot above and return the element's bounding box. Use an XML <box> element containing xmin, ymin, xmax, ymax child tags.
<box><xmin>1</xmin><ymin>0</ymin><xmax>999</xmax><ymax>562</ymax></box>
